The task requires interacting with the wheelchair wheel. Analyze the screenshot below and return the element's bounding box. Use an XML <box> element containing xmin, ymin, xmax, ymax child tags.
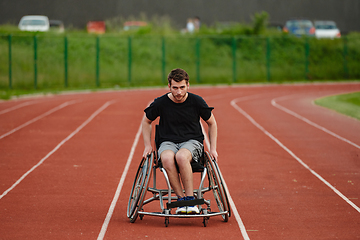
<box><xmin>127</xmin><ymin>153</ymin><xmax>153</xmax><ymax>223</ymax></box>
<box><xmin>211</xmin><ymin>158</ymin><xmax>232</xmax><ymax>218</ymax></box>
<box><xmin>205</xmin><ymin>152</ymin><xmax>230</xmax><ymax>222</ymax></box>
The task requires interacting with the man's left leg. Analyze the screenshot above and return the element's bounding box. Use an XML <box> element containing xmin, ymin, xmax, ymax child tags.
<box><xmin>175</xmin><ymin>146</ymin><xmax>201</xmax><ymax>214</ymax></box>
<box><xmin>175</xmin><ymin>148</ymin><xmax>194</xmax><ymax>197</ymax></box>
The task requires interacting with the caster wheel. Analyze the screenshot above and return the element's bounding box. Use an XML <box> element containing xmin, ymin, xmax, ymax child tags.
<box><xmin>203</xmin><ymin>217</ymin><xmax>209</xmax><ymax>227</ymax></box>
<box><xmin>165</xmin><ymin>218</ymin><xmax>169</xmax><ymax>227</ymax></box>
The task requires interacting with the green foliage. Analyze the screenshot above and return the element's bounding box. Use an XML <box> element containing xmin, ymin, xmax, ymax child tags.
<box><xmin>252</xmin><ymin>11</ymin><xmax>269</xmax><ymax>35</ymax></box>
<box><xmin>0</xmin><ymin>24</ymin><xmax>21</xmax><ymax>34</ymax></box>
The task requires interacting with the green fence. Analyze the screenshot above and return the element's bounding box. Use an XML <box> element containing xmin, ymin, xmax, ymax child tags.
<box><xmin>0</xmin><ymin>34</ymin><xmax>359</xmax><ymax>90</ymax></box>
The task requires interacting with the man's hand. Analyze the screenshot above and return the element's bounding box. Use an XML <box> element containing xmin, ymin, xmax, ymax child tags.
<box><xmin>209</xmin><ymin>149</ymin><xmax>218</xmax><ymax>161</ymax></box>
<box><xmin>143</xmin><ymin>145</ymin><xmax>153</xmax><ymax>158</ymax></box>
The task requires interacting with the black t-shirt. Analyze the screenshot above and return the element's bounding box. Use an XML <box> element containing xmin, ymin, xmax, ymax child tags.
<box><xmin>144</xmin><ymin>92</ymin><xmax>214</xmax><ymax>144</ymax></box>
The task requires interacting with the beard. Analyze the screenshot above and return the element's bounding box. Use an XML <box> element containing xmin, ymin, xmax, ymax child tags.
<box><xmin>172</xmin><ymin>92</ymin><xmax>187</xmax><ymax>102</ymax></box>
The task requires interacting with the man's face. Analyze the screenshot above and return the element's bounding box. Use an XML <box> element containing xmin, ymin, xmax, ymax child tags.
<box><xmin>169</xmin><ymin>79</ymin><xmax>189</xmax><ymax>103</ymax></box>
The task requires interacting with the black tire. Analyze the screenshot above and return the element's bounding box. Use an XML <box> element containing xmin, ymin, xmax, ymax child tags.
<box><xmin>127</xmin><ymin>153</ymin><xmax>153</xmax><ymax>223</ymax></box>
<box><xmin>211</xmin><ymin>158</ymin><xmax>232</xmax><ymax>218</ymax></box>
<box><xmin>205</xmin><ymin>152</ymin><xmax>230</xmax><ymax>222</ymax></box>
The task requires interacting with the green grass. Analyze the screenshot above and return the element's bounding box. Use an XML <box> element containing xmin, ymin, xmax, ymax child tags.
<box><xmin>0</xmin><ymin>87</ymin><xmax>93</xmax><ymax>100</ymax></box>
<box><xmin>315</xmin><ymin>91</ymin><xmax>360</xmax><ymax>120</ymax></box>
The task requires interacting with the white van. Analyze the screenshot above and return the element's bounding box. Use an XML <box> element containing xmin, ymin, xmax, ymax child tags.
<box><xmin>18</xmin><ymin>15</ymin><xmax>50</xmax><ymax>32</ymax></box>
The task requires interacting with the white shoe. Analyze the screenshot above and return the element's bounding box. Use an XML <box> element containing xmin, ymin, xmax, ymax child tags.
<box><xmin>187</xmin><ymin>205</ymin><xmax>200</xmax><ymax>214</ymax></box>
<box><xmin>176</xmin><ymin>197</ymin><xmax>187</xmax><ymax>214</ymax></box>
<box><xmin>176</xmin><ymin>206</ymin><xmax>187</xmax><ymax>214</ymax></box>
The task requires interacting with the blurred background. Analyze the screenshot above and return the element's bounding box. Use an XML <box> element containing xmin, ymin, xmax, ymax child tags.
<box><xmin>0</xmin><ymin>0</ymin><xmax>359</xmax><ymax>33</ymax></box>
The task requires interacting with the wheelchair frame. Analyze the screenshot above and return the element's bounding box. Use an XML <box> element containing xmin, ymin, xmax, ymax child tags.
<box><xmin>127</xmin><ymin>149</ymin><xmax>231</xmax><ymax>227</ymax></box>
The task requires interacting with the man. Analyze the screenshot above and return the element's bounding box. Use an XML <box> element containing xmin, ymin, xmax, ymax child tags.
<box><xmin>142</xmin><ymin>68</ymin><xmax>218</xmax><ymax>214</ymax></box>
<box><xmin>194</xmin><ymin>16</ymin><xmax>201</xmax><ymax>31</ymax></box>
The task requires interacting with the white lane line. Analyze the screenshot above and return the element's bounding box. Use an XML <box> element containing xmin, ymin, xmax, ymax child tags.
<box><xmin>201</xmin><ymin>123</ymin><xmax>250</xmax><ymax>240</ymax></box>
<box><xmin>271</xmin><ymin>95</ymin><xmax>360</xmax><ymax>150</ymax></box>
<box><xmin>0</xmin><ymin>101</ymin><xmax>37</xmax><ymax>115</ymax></box>
<box><xmin>97</xmin><ymin>121</ymin><xmax>142</xmax><ymax>240</ymax></box>
<box><xmin>0</xmin><ymin>100</ymin><xmax>77</xmax><ymax>140</ymax></box>
<box><xmin>231</xmin><ymin>98</ymin><xmax>360</xmax><ymax>214</ymax></box>
<box><xmin>0</xmin><ymin>100</ymin><xmax>115</xmax><ymax>200</ymax></box>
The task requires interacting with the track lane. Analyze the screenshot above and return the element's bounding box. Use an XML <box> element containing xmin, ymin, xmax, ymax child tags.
<box><xmin>272</xmin><ymin>92</ymin><xmax>360</xmax><ymax>148</ymax></box>
<box><xmin>226</xmin><ymin>85</ymin><xmax>360</xmax><ymax>239</ymax></box>
<box><xmin>0</xmin><ymin>98</ymin><xmax>76</xmax><ymax>136</ymax></box>
<box><xmin>0</xmin><ymin>92</ymin><xmax>149</xmax><ymax>239</ymax></box>
<box><xmin>0</xmin><ymin>100</ymin><xmax>78</xmax><ymax>140</ymax></box>
<box><xmin>0</xmin><ymin>100</ymin><xmax>115</xmax><ymax>200</ymax></box>
<box><xmin>270</xmin><ymin>90</ymin><xmax>360</xmax><ymax>209</ymax></box>
<box><xmin>0</xmin><ymin>97</ymin><xmax>115</xmax><ymax>195</ymax></box>
<box><xmin>0</xmin><ymin>100</ymin><xmax>37</xmax><ymax>115</ymax></box>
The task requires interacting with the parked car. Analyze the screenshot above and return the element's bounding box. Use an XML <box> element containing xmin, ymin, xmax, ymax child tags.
<box><xmin>18</xmin><ymin>15</ymin><xmax>50</xmax><ymax>32</ymax></box>
<box><xmin>283</xmin><ymin>19</ymin><xmax>315</xmax><ymax>37</ymax></box>
<box><xmin>87</xmin><ymin>21</ymin><xmax>106</xmax><ymax>34</ymax></box>
<box><xmin>49</xmin><ymin>20</ymin><xmax>65</xmax><ymax>33</ymax></box>
<box><xmin>314</xmin><ymin>21</ymin><xmax>341</xmax><ymax>39</ymax></box>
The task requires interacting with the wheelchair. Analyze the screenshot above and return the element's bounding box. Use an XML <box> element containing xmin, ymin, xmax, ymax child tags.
<box><xmin>127</xmin><ymin>126</ymin><xmax>231</xmax><ymax>227</ymax></box>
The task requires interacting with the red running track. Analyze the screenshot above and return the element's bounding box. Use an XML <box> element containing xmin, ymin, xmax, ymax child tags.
<box><xmin>0</xmin><ymin>83</ymin><xmax>359</xmax><ymax>240</ymax></box>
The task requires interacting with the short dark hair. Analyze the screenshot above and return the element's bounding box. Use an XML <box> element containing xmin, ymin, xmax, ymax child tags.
<box><xmin>167</xmin><ymin>68</ymin><xmax>189</xmax><ymax>85</ymax></box>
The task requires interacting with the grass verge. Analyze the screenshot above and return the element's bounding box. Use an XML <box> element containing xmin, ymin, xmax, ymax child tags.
<box><xmin>315</xmin><ymin>91</ymin><xmax>360</xmax><ymax>120</ymax></box>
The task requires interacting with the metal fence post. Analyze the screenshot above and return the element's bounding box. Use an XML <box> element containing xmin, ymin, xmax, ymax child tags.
<box><xmin>8</xmin><ymin>34</ymin><xmax>12</xmax><ymax>89</ymax></box>
<box><xmin>195</xmin><ymin>37</ymin><xmax>200</xmax><ymax>83</ymax></box>
<box><xmin>96</xmin><ymin>36</ymin><xmax>100</xmax><ymax>87</ymax></box>
<box><xmin>305</xmin><ymin>38</ymin><xmax>309</xmax><ymax>80</ymax></box>
<box><xmin>343</xmin><ymin>36</ymin><xmax>348</xmax><ymax>79</ymax></box>
<box><xmin>162</xmin><ymin>37</ymin><xmax>166</xmax><ymax>84</ymax></box>
<box><xmin>64</xmin><ymin>36</ymin><xmax>68</xmax><ymax>88</ymax></box>
<box><xmin>232</xmin><ymin>37</ymin><xmax>237</xmax><ymax>83</ymax></box>
<box><xmin>266</xmin><ymin>37</ymin><xmax>271</xmax><ymax>82</ymax></box>
<box><xmin>128</xmin><ymin>36</ymin><xmax>132</xmax><ymax>84</ymax></box>
<box><xmin>34</xmin><ymin>35</ymin><xmax>38</xmax><ymax>89</ymax></box>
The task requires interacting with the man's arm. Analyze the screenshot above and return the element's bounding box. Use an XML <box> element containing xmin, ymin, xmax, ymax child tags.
<box><xmin>205</xmin><ymin>113</ymin><xmax>218</xmax><ymax>161</ymax></box>
<box><xmin>142</xmin><ymin>114</ymin><xmax>153</xmax><ymax>158</ymax></box>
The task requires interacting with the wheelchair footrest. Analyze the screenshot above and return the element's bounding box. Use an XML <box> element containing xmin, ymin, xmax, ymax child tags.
<box><xmin>167</xmin><ymin>198</ymin><xmax>205</xmax><ymax>209</ymax></box>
